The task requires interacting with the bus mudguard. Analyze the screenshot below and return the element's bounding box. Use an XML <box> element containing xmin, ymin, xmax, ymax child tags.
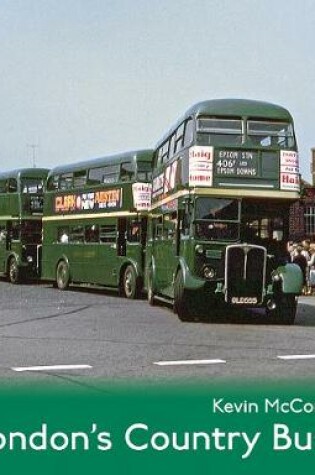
<box><xmin>274</xmin><ymin>263</ymin><xmax>303</xmax><ymax>294</ymax></box>
<box><xmin>176</xmin><ymin>257</ymin><xmax>205</xmax><ymax>290</ymax></box>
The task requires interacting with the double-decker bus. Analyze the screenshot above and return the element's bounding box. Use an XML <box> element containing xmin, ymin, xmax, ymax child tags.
<box><xmin>41</xmin><ymin>150</ymin><xmax>153</xmax><ymax>298</ymax></box>
<box><xmin>146</xmin><ymin>99</ymin><xmax>303</xmax><ymax>324</ymax></box>
<box><xmin>0</xmin><ymin>168</ymin><xmax>49</xmax><ymax>283</ymax></box>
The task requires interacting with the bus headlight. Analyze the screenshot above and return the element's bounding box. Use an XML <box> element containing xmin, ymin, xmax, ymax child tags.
<box><xmin>27</xmin><ymin>256</ymin><xmax>33</xmax><ymax>263</ymax></box>
<box><xmin>203</xmin><ymin>266</ymin><xmax>216</xmax><ymax>279</ymax></box>
<box><xmin>272</xmin><ymin>271</ymin><xmax>281</xmax><ymax>282</ymax></box>
<box><xmin>195</xmin><ymin>244</ymin><xmax>204</xmax><ymax>255</ymax></box>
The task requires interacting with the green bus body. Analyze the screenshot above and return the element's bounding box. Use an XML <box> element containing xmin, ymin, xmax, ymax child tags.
<box><xmin>0</xmin><ymin>168</ymin><xmax>49</xmax><ymax>283</ymax></box>
<box><xmin>146</xmin><ymin>99</ymin><xmax>302</xmax><ymax>324</ymax></box>
<box><xmin>41</xmin><ymin>149</ymin><xmax>153</xmax><ymax>297</ymax></box>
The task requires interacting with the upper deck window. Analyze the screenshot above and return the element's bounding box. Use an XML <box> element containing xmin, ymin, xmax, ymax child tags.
<box><xmin>196</xmin><ymin>118</ymin><xmax>242</xmax><ymax>146</ymax></box>
<box><xmin>7</xmin><ymin>178</ymin><xmax>18</xmax><ymax>193</ymax></box>
<box><xmin>21</xmin><ymin>178</ymin><xmax>44</xmax><ymax>194</ymax></box>
<box><xmin>137</xmin><ymin>161</ymin><xmax>152</xmax><ymax>182</ymax></box>
<box><xmin>88</xmin><ymin>165</ymin><xmax>120</xmax><ymax>185</ymax></box>
<box><xmin>0</xmin><ymin>180</ymin><xmax>6</xmax><ymax>193</ymax></box>
<box><xmin>59</xmin><ymin>173</ymin><xmax>73</xmax><ymax>190</ymax></box>
<box><xmin>247</xmin><ymin>121</ymin><xmax>295</xmax><ymax>148</ymax></box>
<box><xmin>120</xmin><ymin>162</ymin><xmax>135</xmax><ymax>182</ymax></box>
<box><xmin>73</xmin><ymin>170</ymin><xmax>87</xmax><ymax>188</ymax></box>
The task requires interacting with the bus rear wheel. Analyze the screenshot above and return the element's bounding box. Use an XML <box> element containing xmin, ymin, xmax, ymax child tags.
<box><xmin>56</xmin><ymin>260</ymin><xmax>70</xmax><ymax>290</ymax></box>
<box><xmin>8</xmin><ymin>257</ymin><xmax>21</xmax><ymax>284</ymax></box>
<box><xmin>122</xmin><ymin>265</ymin><xmax>139</xmax><ymax>299</ymax></box>
<box><xmin>147</xmin><ymin>267</ymin><xmax>156</xmax><ymax>306</ymax></box>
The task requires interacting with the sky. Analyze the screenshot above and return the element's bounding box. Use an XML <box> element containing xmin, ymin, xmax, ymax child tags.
<box><xmin>0</xmin><ymin>0</ymin><xmax>314</xmax><ymax>180</ymax></box>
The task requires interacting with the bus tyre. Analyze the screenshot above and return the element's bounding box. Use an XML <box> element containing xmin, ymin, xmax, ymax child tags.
<box><xmin>147</xmin><ymin>268</ymin><xmax>156</xmax><ymax>306</ymax></box>
<box><xmin>174</xmin><ymin>270</ymin><xmax>193</xmax><ymax>321</ymax></box>
<box><xmin>56</xmin><ymin>260</ymin><xmax>70</xmax><ymax>290</ymax></box>
<box><xmin>8</xmin><ymin>257</ymin><xmax>21</xmax><ymax>284</ymax></box>
<box><xmin>267</xmin><ymin>294</ymin><xmax>297</xmax><ymax>325</ymax></box>
<box><xmin>123</xmin><ymin>265</ymin><xmax>139</xmax><ymax>299</ymax></box>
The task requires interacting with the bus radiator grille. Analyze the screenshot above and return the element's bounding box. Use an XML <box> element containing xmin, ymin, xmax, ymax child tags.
<box><xmin>225</xmin><ymin>244</ymin><xmax>266</xmax><ymax>305</ymax></box>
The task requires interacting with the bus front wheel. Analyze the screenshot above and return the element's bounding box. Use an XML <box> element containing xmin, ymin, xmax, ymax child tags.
<box><xmin>8</xmin><ymin>257</ymin><xmax>21</xmax><ymax>284</ymax></box>
<box><xmin>174</xmin><ymin>270</ymin><xmax>194</xmax><ymax>321</ymax></box>
<box><xmin>122</xmin><ymin>265</ymin><xmax>139</xmax><ymax>299</ymax></box>
<box><xmin>266</xmin><ymin>294</ymin><xmax>297</xmax><ymax>325</ymax></box>
<box><xmin>56</xmin><ymin>260</ymin><xmax>70</xmax><ymax>290</ymax></box>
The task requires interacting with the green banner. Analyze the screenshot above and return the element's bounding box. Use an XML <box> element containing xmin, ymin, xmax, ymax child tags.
<box><xmin>0</xmin><ymin>380</ymin><xmax>314</xmax><ymax>474</ymax></box>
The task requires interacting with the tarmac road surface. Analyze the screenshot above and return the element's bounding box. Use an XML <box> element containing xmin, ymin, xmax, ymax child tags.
<box><xmin>0</xmin><ymin>280</ymin><xmax>314</xmax><ymax>386</ymax></box>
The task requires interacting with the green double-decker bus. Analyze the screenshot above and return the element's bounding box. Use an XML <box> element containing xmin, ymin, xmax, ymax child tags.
<box><xmin>41</xmin><ymin>149</ymin><xmax>153</xmax><ymax>298</ymax></box>
<box><xmin>0</xmin><ymin>168</ymin><xmax>49</xmax><ymax>283</ymax></box>
<box><xmin>146</xmin><ymin>99</ymin><xmax>303</xmax><ymax>324</ymax></box>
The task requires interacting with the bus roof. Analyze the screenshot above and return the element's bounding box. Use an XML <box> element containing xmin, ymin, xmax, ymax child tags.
<box><xmin>48</xmin><ymin>149</ymin><xmax>154</xmax><ymax>177</ymax></box>
<box><xmin>156</xmin><ymin>98</ymin><xmax>293</xmax><ymax>147</ymax></box>
<box><xmin>0</xmin><ymin>168</ymin><xmax>49</xmax><ymax>181</ymax></box>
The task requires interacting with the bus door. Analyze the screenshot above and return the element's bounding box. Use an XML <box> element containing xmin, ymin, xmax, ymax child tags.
<box><xmin>0</xmin><ymin>222</ymin><xmax>8</xmax><ymax>272</ymax></box>
<box><xmin>98</xmin><ymin>221</ymin><xmax>120</xmax><ymax>286</ymax></box>
<box><xmin>153</xmin><ymin>212</ymin><xmax>178</xmax><ymax>293</ymax></box>
<box><xmin>117</xmin><ymin>218</ymin><xmax>127</xmax><ymax>257</ymax></box>
<box><xmin>162</xmin><ymin>212</ymin><xmax>178</xmax><ymax>291</ymax></box>
<box><xmin>125</xmin><ymin>218</ymin><xmax>145</xmax><ymax>270</ymax></box>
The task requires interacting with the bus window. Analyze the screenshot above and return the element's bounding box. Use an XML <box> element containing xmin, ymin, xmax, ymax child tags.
<box><xmin>8</xmin><ymin>179</ymin><xmax>18</xmax><ymax>193</ymax></box>
<box><xmin>73</xmin><ymin>170</ymin><xmax>87</xmax><ymax>188</ymax></box>
<box><xmin>136</xmin><ymin>162</ymin><xmax>152</xmax><ymax>182</ymax></box>
<box><xmin>194</xmin><ymin>198</ymin><xmax>240</xmax><ymax>241</ymax></box>
<box><xmin>128</xmin><ymin>220</ymin><xmax>141</xmax><ymax>243</ymax></box>
<box><xmin>247</xmin><ymin>121</ymin><xmax>295</xmax><ymax>148</ymax></box>
<box><xmin>195</xmin><ymin>198</ymin><xmax>239</xmax><ymax>221</ymax></box>
<box><xmin>0</xmin><ymin>225</ymin><xmax>7</xmax><ymax>241</ymax></box>
<box><xmin>163</xmin><ymin>212</ymin><xmax>177</xmax><ymax>239</ymax></box>
<box><xmin>69</xmin><ymin>225</ymin><xmax>84</xmax><ymax>243</ymax></box>
<box><xmin>21</xmin><ymin>178</ymin><xmax>44</xmax><ymax>194</ymax></box>
<box><xmin>59</xmin><ymin>173</ymin><xmax>73</xmax><ymax>190</ymax></box>
<box><xmin>159</xmin><ymin>141</ymin><xmax>170</xmax><ymax>165</ymax></box>
<box><xmin>103</xmin><ymin>165</ymin><xmax>120</xmax><ymax>184</ymax></box>
<box><xmin>0</xmin><ymin>180</ymin><xmax>6</xmax><ymax>193</ymax></box>
<box><xmin>47</xmin><ymin>175</ymin><xmax>59</xmax><ymax>191</ymax></box>
<box><xmin>120</xmin><ymin>162</ymin><xmax>134</xmax><ymax>182</ymax></box>
<box><xmin>100</xmin><ymin>224</ymin><xmax>116</xmax><ymax>243</ymax></box>
<box><xmin>183</xmin><ymin>118</ymin><xmax>194</xmax><ymax>147</ymax></box>
<box><xmin>174</xmin><ymin>123</ymin><xmax>185</xmax><ymax>154</ymax></box>
<box><xmin>85</xmin><ymin>225</ymin><xmax>99</xmax><ymax>243</ymax></box>
<box><xmin>196</xmin><ymin>117</ymin><xmax>242</xmax><ymax>146</ymax></box>
<box><xmin>153</xmin><ymin>216</ymin><xmax>163</xmax><ymax>240</ymax></box>
<box><xmin>57</xmin><ymin>227</ymin><xmax>69</xmax><ymax>243</ymax></box>
<box><xmin>169</xmin><ymin>133</ymin><xmax>176</xmax><ymax>159</ymax></box>
<box><xmin>10</xmin><ymin>222</ymin><xmax>20</xmax><ymax>240</ymax></box>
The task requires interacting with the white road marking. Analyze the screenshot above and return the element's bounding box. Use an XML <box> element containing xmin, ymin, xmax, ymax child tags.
<box><xmin>154</xmin><ymin>359</ymin><xmax>226</xmax><ymax>366</ymax></box>
<box><xmin>278</xmin><ymin>354</ymin><xmax>315</xmax><ymax>361</ymax></box>
<box><xmin>12</xmin><ymin>364</ymin><xmax>93</xmax><ymax>372</ymax></box>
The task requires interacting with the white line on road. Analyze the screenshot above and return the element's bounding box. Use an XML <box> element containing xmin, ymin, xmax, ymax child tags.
<box><xmin>12</xmin><ymin>364</ymin><xmax>93</xmax><ymax>372</ymax></box>
<box><xmin>278</xmin><ymin>355</ymin><xmax>315</xmax><ymax>361</ymax></box>
<box><xmin>154</xmin><ymin>359</ymin><xmax>226</xmax><ymax>366</ymax></box>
